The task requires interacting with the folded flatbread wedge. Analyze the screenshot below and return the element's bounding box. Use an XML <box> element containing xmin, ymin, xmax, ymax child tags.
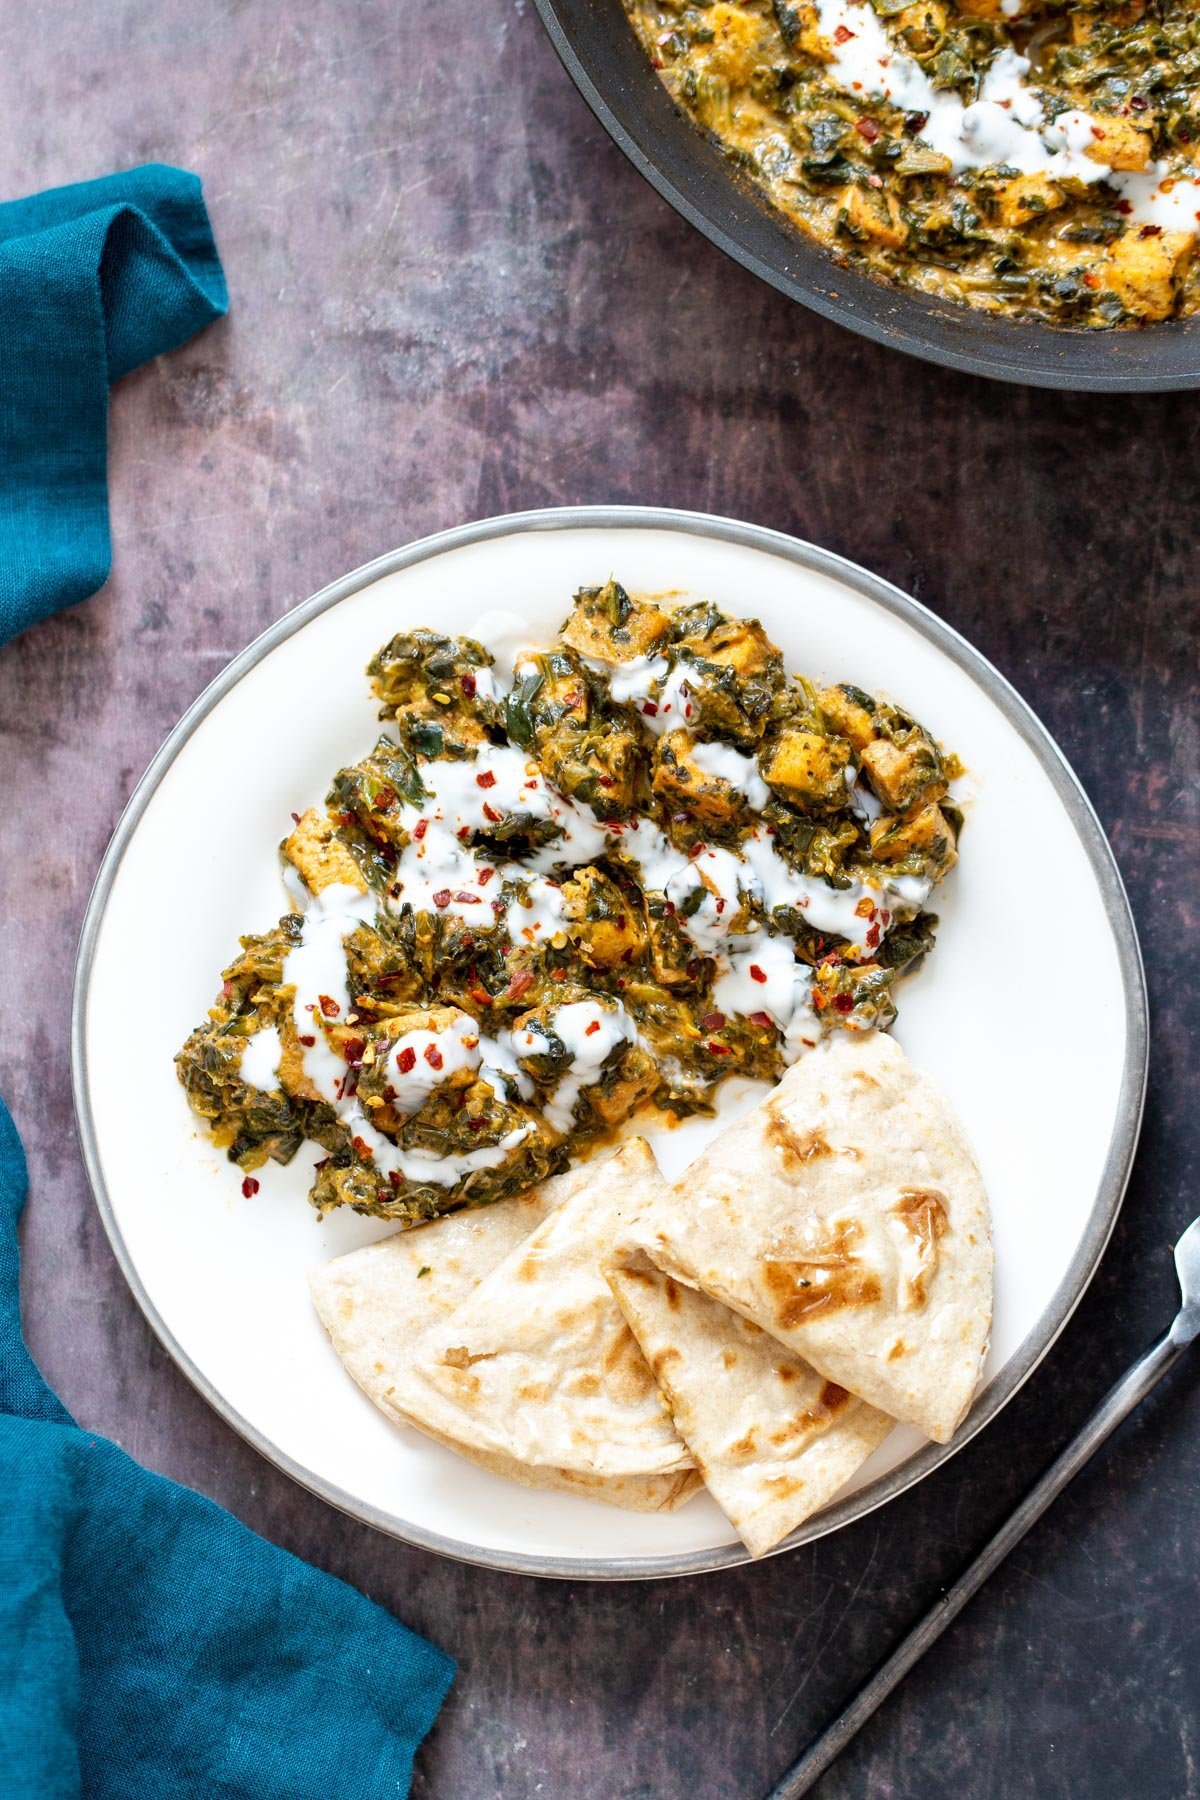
<box><xmin>608</xmin><ymin>1255</ymin><xmax>894</xmax><ymax>1557</ymax></box>
<box><xmin>611</xmin><ymin>1032</ymin><xmax>992</xmax><ymax>1444</ymax></box>
<box><xmin>401</xmin><ymin>1138</ymin><xmax>695</xmax><ymax>1482</ymax></box>
<box><xmin>311</xmin><ymin>1157</ymin><xmax>698</xmax><ymax>1512</ymax></box>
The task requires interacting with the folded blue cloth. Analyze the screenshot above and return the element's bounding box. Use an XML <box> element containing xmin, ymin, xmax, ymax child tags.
<box><xmin>0</xmin><ymin>164</ymin><xmax>229</xmax><ymax>648</ymax></box>
<box><xmin>0</xmin><ymin>1097</ymin><xmax>454</xmax><ymax>1798</ymax></box>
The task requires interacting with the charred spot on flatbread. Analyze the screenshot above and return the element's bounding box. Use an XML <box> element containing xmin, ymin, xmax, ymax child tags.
<box><xmin>769</xmin><ymin>1381</ymin><xmax>851</xmax><ymax>1448</ymax></box>
<box><xmin>764</xmin><ymin>1112</ymin><xmax>835</xmax><ymax>1168</ymax></box>
<box><xmin>890</xmin><ymin>1188</ymin><xmax>949</xmax><ymax>1309</ymax></box>
<box><xmin>760</xmin><ymin>1221</ymin><xmax>883</xmax><ymax>1328</ymax></box>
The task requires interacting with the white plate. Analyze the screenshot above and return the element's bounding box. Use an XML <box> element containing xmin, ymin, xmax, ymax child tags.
<box><xmin>72</xmin><ymin>508</ymin><xmax>1147</xmax><ymax>1579</ymax></box>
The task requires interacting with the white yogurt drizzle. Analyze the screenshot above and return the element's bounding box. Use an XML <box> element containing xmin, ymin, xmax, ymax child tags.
<box><xmin>583</xmin><ymin>651</ymin><xmax>698</xmax><ymax>735</ymax></box>
<box><xmin>511</xmin><ymin>998</ymin><xmax>637</xmax><ymax>1135</ymax></box>
<box><xmin>281</xmin><ymin>882</ymin><xmax>538</xmax><ymax>1187</ymax></box>
<box><xmin>385</xmin><ymin>1014</ymin><xmax>484</xmax><ymax>1117</ymax></box>
<box><xmin>710</xmin><ymin>937</ymin><xmax>822</xmax><ymax>1066</ymax></box>
<box><xmin>238</xmin><ymin>1022</ymin><xmax>283</xmax><ymax>1091</ymax></box>
<box><xmin>283</xmin><ymin>881</ymin><xmax>377</xmax><ymax>1103</ymax></box>
<box><xmin>687</xmin><ymin>738</ymin><xmax>771</xmax><ymax>810</ymax></box>
<box><xmin>814</xmin><ymin>8</ymin><xmax>1200</xmax><ymax>232</ymax></box>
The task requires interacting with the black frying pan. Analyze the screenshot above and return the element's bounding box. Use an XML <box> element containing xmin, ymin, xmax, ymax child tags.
<box><xmin>533</xmin><ymin>0</ymin><xmax>1200</xmax><ymax>390</ymax></box>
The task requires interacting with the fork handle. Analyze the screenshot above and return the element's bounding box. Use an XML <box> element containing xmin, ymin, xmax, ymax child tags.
<box><xmin>767</xmin><ymin>1328</ymin><xmax>1188</xmax><ymax>1800</ymax></box>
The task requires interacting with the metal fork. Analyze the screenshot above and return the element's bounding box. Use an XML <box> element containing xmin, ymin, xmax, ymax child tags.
<box><xmin>767</xmin><ymin>1217</ymin><xmax>1200</xmax><ymax>1800</ymax></box>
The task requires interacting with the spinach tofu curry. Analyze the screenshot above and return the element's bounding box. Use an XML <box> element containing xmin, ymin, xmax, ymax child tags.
<box><xmin>623</xmin><ymin>0</ymin><xmax>1200</xmax><ymax>326</ymax></box>
<box><xmin>177</xmin><ymin>586</ymin><xmax>961</xmax><ymax>1224</ymax></box>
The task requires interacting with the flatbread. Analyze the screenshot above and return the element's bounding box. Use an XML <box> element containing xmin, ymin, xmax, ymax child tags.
<box><xmin>610</xmin><ymin>1033</ymin><xmax>992</xmax><ymax>1444</ymax></box>
<box><xmin>311</xmin><ymin>1161</ymin><xmax>698</xmax><ymax>1512</ymax></box>
<box><xmin>608</xmin><ymin>1252</ymin><xmax>894</xmax><ymax>1556</ymax></box>
<box><xmin>403</xmin><ymin>1139</ymin><xmax>695</xmax><ymax>1481</ymax></box>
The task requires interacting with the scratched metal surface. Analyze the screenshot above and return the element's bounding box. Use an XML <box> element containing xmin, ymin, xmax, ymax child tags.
<box><xmin>2</xmin><ymin>3</ymin><xmax>1199</xmax><ymax>1795</ymax></box>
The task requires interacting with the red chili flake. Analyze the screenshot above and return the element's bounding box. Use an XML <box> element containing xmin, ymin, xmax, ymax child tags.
<box><xmin>1117</xmin><ymin>200</ymin><xmax>1133</xmax><ymax>215</ymax></box>
<box><xmin>504</xmin><ymin>969</ymin><xmax>535</xmax><ymax>1002</ymax></box>
<box><xmin>904</xmin><ymin>111</ymin><xmax>929</xmax><ymax>136</ymax></box>
<box><xmin>482</xmin><ymin>801</ymin><xmax>501</xmax><ymax>823</ymax></box>
<box><xmin>715</xmin><ymin>898</ymin><xmax>726</xmax><ymax>914</ymax></box>
<box><xmin>663</xmin><ymin>900</ymin><xmax>676</xmax><ymax>916</ymax></box>
<box><xmin>299</xmin><ymin>1033</ymin><xmax>316</xmax><ymax>1047</ymax></box>
<box><xmin>221</xmin><ymin>979</ymin><xmax>233</xmax><ymax>999</ymax></box>
<box><xmin>413</xmin><ymin>818</ymin><xmax>428</xmax><ymax>840</ymax></box>
<box><xmin>460</xmin><ymin>673</ymin><xmax>477</xmax><ymax>698</ymax></box>
<box><xmin>585</xmin><ymin>1020</ymin><xmax>601</xmax><ymax>1035</ymax></box>
<box><xmin>598</xmin><ymin>774</ymin><xmax>615</xmax><ymax>788</ymax></box>
<box><xmin>1140</xmin><ymin>224</ymin><xmax>1163</xmax><ymax>239</ymax></box>
<box><xmin>866</xmin><ymin>924</ymin><xmax>881</xmax><ymax>948</ymax></box>
<box><xmin>432</xmin><ymin>889</ymin><xmax>452</xmax><ymax>909</ymax></box>
<box><xmin>642</xmin><ymin>701</ymin><xmax>658</xmax><ymax>717</ymax></box>
<box><xmin>318</xmin><ymin>994</ymin><xmax>340</xmax><ymax>1018</ymax></box>
<box><xmin>478</xmin><ymin>866</ymin><xmax>495</xmax><ymax>885</ymax></box>
<box><xmin>241</xmin><ymin>1176</ymin><xmax>260</xmax><ymax>1198</ymax></box>
<box><xmin>1130</xmin><ymin>94</ymin><xmax>1148</xmax><ymax>112</ymax></box>
<box><xmin>343</xmin><ymin>1036</ymin><xmax>366</xmax><ymax>1066</ymax></box>
<box><xmin>424</xmin><ymin>1045</ymin><xmax>444</xmax><ymax>1070</ymax></box>
<box><xmin>833</xmin><ymin>993</ymin><xmax>855</xmax><ymax>1015</ymax></box>
<box><xmin>707</xmin><ymin>1041</ymin><xmax>732</xmax><ymax>1056</ymax></box>
<box><xmin>455</xmin><ymin>890</ymin><xmax>478</xmax><ymax>904</ymax></box>
<box><xmin>457</xmin><ymin>825</ymin><xmax>470</xmax><ymax>841</ymax></box>
<box><xmin>749</xmin><ymin>964</ymin><xmax>767</xmax><ymax>984</ymax></box>
<box><xmin>351</xmin><ymin>1136</ymin><xmax>373</xmax><ymax>1162</ymax></box>
<box><xmin>388</xmin><ymin>1170</ymin><xmax>401</xmax><ymax>1192</ymax></box>
<box><xmin>551</xmin><ymin>968</ymin><xmax>567</xmax><ymax>982</ymax></box>
<box><xmin>866</xmin><ymin>173</ymin><xmax>884</xmax><ymax>190</ymax></box>
<box><xmin>833</xmin><ymin>22</ymin><xmax>854</xmax><ymax>41</ymax></box>
<box><xmin>373</xmin><ymin>786</ymin><xmax>397</xmax><ymax>810</ymax></box>
<box><xmin>290</xmin><ymin>811</ymin><xmax>301</xmax><ymax>825</ymax></box>
<box><xmin>467</xmin><ymin>1115</ymin><xmax>486</xmax><ymax>1132</ymax></box>
<box><xmin>469</xmin><ymin>985</ymin><xmax>494</xmax><ymax>1008</ymax></box>
<box><xmin>397</xmin><ymin>1047</ymin><xmax>417</xmax><ymax>1073</ymax></box>
<box><xmin>564</xmin><ymin>689</ymin><xmax>582</xmax><ymax>708</ymax></box>
<box><xmin>749</xmin><ymin>1011</ymin><xmax>774</xmax><ymax>1030</ymax></box>
<box><xmin>855</xmin><ymin>117</ymin><xmax>880</xmax><ymax>143</ymax></box>
<box><xmin>476</xmin><ymin>770</ymin><xmax>497</xmax><ymax>789</ymax></box>
<box><xmin>491</xmin><ymin>899</ymin><xmax>506</xmax><ymax>919</ymax></box>
<box><xmin>383</xmin><ymin>1084</ymin><xmax>397</xmax><ymax>1101</ymax></box>
<box><xmin>701</xmin><ymin>1011</ymin><xmax>726</xmax><ymax>1031</ymax></box>
<box><xmin>338</xmin><ymin>811</ymin><xmax>356</xmax><ymax>830</ymax></box>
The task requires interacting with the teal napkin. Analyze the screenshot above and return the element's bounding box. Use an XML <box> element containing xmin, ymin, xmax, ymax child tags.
<box><xmin>0</xmin><ymin>1096</ymin><xmax>454</xmax><ymax>1797</ymax></box>
<box><xmin>0</xmin><ymin>164</ymin><xmax>229</xmax><ymax>648</ymax></box>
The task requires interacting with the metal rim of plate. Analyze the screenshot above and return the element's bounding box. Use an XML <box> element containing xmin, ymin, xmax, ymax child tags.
<box><xmin>72</xmin><ymin>506</ymin><xmax>1150</xmax><ymax>1580</ymax></box>
<box><xmin>530</xmin><ymin>0</ymin><xmax>1200</xmax><ymax>393</ymax></box>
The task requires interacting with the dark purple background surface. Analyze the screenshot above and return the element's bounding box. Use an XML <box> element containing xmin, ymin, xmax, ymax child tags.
<box><xmin>3</xmin><ymin>3</ymin><xmax>1199</xmax><ymax>1795</ymax></box>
